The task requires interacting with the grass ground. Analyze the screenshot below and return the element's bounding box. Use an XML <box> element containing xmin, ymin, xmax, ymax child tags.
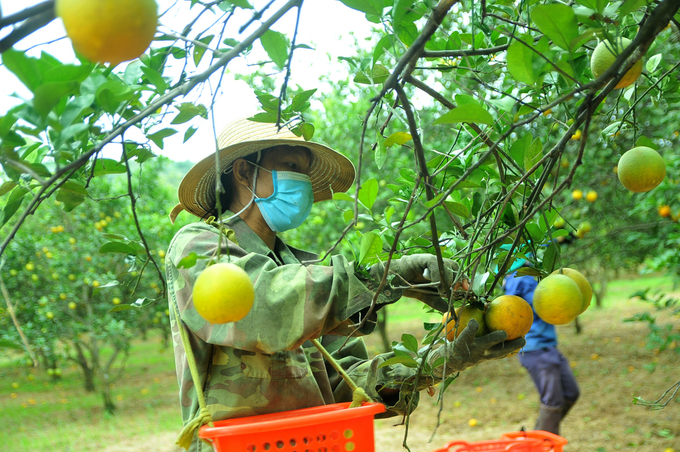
<box><xmin>0</xmin><ymin>273</ymin><xmax>678</xmax><ymax>451</ymax></box>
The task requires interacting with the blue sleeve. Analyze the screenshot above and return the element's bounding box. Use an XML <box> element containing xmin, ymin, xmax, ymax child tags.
<box><xmin>503</xmin><ymin>274</ymin><xmax>538</xmax><ymax>304</ymax></box>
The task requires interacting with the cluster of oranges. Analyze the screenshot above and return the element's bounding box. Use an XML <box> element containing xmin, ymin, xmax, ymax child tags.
<box><xmin>442</xmin><ymin>268</ymin><xmax>592</xmax><ymax>347</ymax></box>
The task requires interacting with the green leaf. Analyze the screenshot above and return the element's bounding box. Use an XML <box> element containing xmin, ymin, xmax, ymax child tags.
<box><xmin>353</xmin><ymin>63</ymin><xmax>390</xmax><ymax>84</ymax></box>
<box><xmin>260</xmin><ymin>30</ymin><xmax>289</xmax><ymax>69</ymax></box>
<box><xmin>96</xmin><ymin>80</ymin><xmax>134</xmax><ymax>114</ymax></box>
<box><xmin>506</xmin><ymin>40</ymin><xmax>536</xmax><ymax>85</ymax></box>
<box><xmin>33</xmin><ymin>81</ymin><xmax>80</xmax><ymax>117</ymax></box>
<box><xmin>444</xmin><ymin>200</ymin><xmax>470</xmax><ymax>218</ymax></box>
<box><xmin>375</xmin><ymin>135</ymin><xmax>387</xmax><ymax>170</ymax></box>
<box><xmin>338</xmin><ymin>0</ymin><xmax>385</xmax><ymax>16</ymax></box>
<box><xmin>149</xmin><ymin>128</ymin><xmax>178</xmax><ymax>149</ymax></box>
<box><xmin>141</xmin><ymin>65</ymin><xmax>168</xmax><ymax>94</ymax></box>
<box><xmin>358</xmin><ymin>178</ymin><xmax>379</xmax><ymax>210</ymax></box>
<box><xmin>574</xmin><ymin>0</ymin><xmax>608</xmax><ymax>13</ymax></box>
<box><xmin>434</xmin><ymin>95</ymin><xmax>494</xmax><ymax>126</ymax></box>
<box><xmin>358</xmin><ymin>231</ymin><xmax>382</xmax><ymax>265</ymax></box>
<box><xmin>58</xmin><ymin>123</ymin><xmax>90</xmax><ymax>145</ymax></box>
<box><xmin>177</xmin><ymin>252</ymin><xmax>209</xmax><ymax>269</ymax></box>
<box><xmin>384</xmin><ymin>132</ymin><xmax>412</xmax><ymax>148</ymax></box>
<box><xmin>291</xmin><ymin>123</ymin><xmax>315</xmax><ymax>140</ymax></box>
<box><xmin>56</xmin><ymin>181</ymin><xmax>87</xmax><ymax>212</ymax></box>
<box><xmin>99</xmin><ymin>242</ymin><xmax>138</xmax><ymax>255</ymax></box>
<box><xmin>1</xmin><ymin>49</ymin><xmax>43</xmax><ymax>92</ymax></box>
<box><xmin>401</xmin><ymin>333</ymin><xmax>419</xmax><ymax>353</ymax></box>
<box><xmin>618</xmin><ymin>0</ymin><xmax>648</xmax><ymax>18</ymax></box>
<box><xmin>192</xmin><ymin>35</ymin><xmax>215</xmax><ymax>66</ymax></box>
<box><xmin>0</xmin><ymin>339</ymin><xmax>22</xmax><ymax>349</ymax></box>
<box><xmin>378</xmin><ymin>355</ymin><xmax>419</xmax><ymax>368</ymax></box>
<box><xmin>171</xmin><ymin>103</ymin><xmax>208</xmax><ymax>125</ymax></box>
<box><xmin>42</xmin><ymin>64</ymin><xmax>92</xmax><ymax>84</ymax></box>
<box><xmin>93</xmin><ymin>158</ymin><xmax>127</xmax><ymax>176</ymax></box>
<box><xmin>542</xmin><ymin>242</ymin><xmax>560</xmax><ymax>272</ymax></box>
<box><xmin>332</xmin><ymin>192</ymin><xmax>354</xmax><ymax>203</ymax></box>
<box><xmin>0</xmin><ymin>181</ymin><xmax>17</xmax><ymax>197</ymax></box>
<box><xmin>183</xmin><ymin>126</ymin><xmax>198</xmax><ymax>143</ymax></box>
<box><xmin>646</xmin><ymin>54</ymin><xmax>662</xmax><ymax>73</ymax></box>
<box><xmin>635</xmin><ymin>136</ymin><xmax>658</xmax><ymax>150</ymax></box>
<box><xmin>510</xmin><ymin>133</ymin><xmax>534</xmax><ymax>167</ymax></box>
<box><xmin>291</xmin><ymin>89</ymin><xmax>317</xmax><ymax>111</ymax></box>
<box><xmin>531</xmin><ymin>4</ymin><xmax>580</xmax><ymax>51</ymax></box>
<box><xmin>0</xmin><ymin>186</ymin><xmax>29</xmax><ymax>228</ymax></box>
<box><xmin>524</xmin><ymin>137</ymin><xmax>543</xmax><ymax>171</ymax></box>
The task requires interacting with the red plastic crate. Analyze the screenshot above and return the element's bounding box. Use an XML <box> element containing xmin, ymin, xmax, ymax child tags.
<box><xmin>501</xmin><ymin>431</ymin><xmax>568</xmax><ymax>452</ymax></box>
<box><xmin>431</xmin><ymin>438</ymin><xmax>543</xmax><ymax>452</ymax></box>
<box><xmin>199</xmin><ymin>402</ymin><xmax>386</xmax><ymax>452</ymax></box>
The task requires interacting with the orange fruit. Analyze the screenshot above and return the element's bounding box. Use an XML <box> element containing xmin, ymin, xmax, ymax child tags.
<box><xmin>551</xmin><ymin>268</ymin><xmax>592</xmax><ymax>314</ymax></box>
<box><xmin>617</xmin><ymin>146</ymin><xmax>666</xmax><ymax>193</ymax></box>
<box><xmin>484</xmin><ymin>295</ymin><xmax>533</xmax><ymax>340</ymax></box>
<box><xmin>56</xmin><ymin>0</ymin><xmax>158</xmax><ymax>65</ymax></box>
<box><xmin>443</xmin><ymin>306</ymin><xmax>487</xmax><ymax>341</ymax></box>
<box><xmin>659</xmin><ymin>205</ymin><xmax>671</xmax><ymax>217</ymax></box>
<box><xmin>585</xmin><ymin>190</ymin><xmax>598</xmax><ymax>202</ymax></box>
<box><xmin>571</xmin><ymin>189</ymin><xmax>583</xmax><ymax>201</ymax></box>
<box><xmin>571</xmin><ymin>130</ymin><xmax>582</xmax><ymax>141</ymax></box>
<box><xmin>590</xmin><ymin>37</ymin><xmax>643</xmax><ymax>89</ymax></box>
<box><xmin>192</xmin><ymin>263</ymin><xmax>255</xmax><ymax>324</ymax></box>
<box><xmin>533</xmin><ymin>275</ymin><xmax>583</xmax><ymax>325</ymax></box>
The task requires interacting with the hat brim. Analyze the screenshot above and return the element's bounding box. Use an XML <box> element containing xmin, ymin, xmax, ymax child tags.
<box><xmin>176</xmin><ymin>137</ymin><xmax>355</xmax><ymax>220</ymax></box>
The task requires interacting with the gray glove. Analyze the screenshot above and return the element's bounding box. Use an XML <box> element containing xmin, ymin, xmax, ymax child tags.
<box><xmin>426</xmin><ymin>319</ymin><xmax>525</xmax><ymax>379</ymax></box>
<box><xmin>369</xmin><ymin>255</ymin><xmax>464</xmax><ymax>311</ymax></box>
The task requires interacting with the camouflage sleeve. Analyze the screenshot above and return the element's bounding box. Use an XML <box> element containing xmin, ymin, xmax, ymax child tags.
<box><xmin>321</xmin><ymin>335</ymin><xmax>420</xmax><ymax>418</ymax></box>
<box><xmin>167</xmin><ymin>223</ymin><xmax>398</xmax><ymax>354</ymax></box>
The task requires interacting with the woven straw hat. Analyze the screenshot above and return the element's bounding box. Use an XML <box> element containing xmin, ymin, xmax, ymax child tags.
<box><xmin>170</xmin><ymin>117</ymin><xmax>356</xmax><ymax>222</ymax></box>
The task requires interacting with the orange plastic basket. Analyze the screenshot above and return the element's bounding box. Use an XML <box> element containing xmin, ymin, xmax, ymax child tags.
<box><xmin>431</xmin><ymin>438</ymin><xmax>543</xmax><ymax>452</ymax></box>
<box><xmin>199</xmin><ymin>402</ymin><xmax>386</xmax><ymax>452</ymax></box>
<box><xmin>501</xmin><ymin>431</ymin><xmax>568</xmax><ymax>452</ymax></box>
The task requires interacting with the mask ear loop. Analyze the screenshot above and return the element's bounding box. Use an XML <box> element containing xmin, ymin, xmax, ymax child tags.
<box><xmin>221</xmin><ymin>150</ymin><xmax>262</xmax><ymax>223</ymax></box>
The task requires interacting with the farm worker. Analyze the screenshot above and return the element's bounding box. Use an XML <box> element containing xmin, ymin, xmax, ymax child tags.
<box><xmin>167</xmin><ymin>117</ymin><xmax>526</xmax><ymax>451</ymax></box>
<box><xmin>503</xmin><ymin>259</ymin><xmax>580</xmax><ymax>436</ymax></box>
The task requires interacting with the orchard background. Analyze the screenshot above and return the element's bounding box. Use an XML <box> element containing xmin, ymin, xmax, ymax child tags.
<box><xmin>0</xmin><ymin>0</ymin><xmax>679</xmax><ymax>451</ymax></box>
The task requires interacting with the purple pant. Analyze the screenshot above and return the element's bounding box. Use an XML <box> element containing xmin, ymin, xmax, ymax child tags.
<box><xmin>518</xmin><ymin>346</ymin><xmax>580</xmax><ymax>407</ymax></box>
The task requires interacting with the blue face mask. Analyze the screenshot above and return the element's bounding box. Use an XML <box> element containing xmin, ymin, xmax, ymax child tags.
<box><xmin>252</xmin><ymin>168</ymin><xmax>314</xmax><ymax>232</ymax></box>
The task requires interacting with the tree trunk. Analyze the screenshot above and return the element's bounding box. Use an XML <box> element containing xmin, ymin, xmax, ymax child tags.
<box><xmin>101</xmin><ymin>383</ymin><xmax>116</xmax><ymax>414</ymax></box>
<box><xmin>72</xmin><ymin>341</ymin><xmax>96</xmax><ymax>392</ymax></box>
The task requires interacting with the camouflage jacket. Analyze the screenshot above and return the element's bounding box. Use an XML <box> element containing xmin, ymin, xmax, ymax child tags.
<box><xmin>166</xmin><ymin>216</ymin><xmax>421</xmax><ymax>452</ymax></box>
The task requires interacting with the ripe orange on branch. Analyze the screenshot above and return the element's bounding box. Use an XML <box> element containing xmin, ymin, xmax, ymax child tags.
<box><xmin>617</xmin><ymin>146</ymin><xmax>666</xmax><ymax>193</ymax></box>
<box><xmin>192</xmin><ymin>263</ymin><xmax>255</xmax><ymax>324</ymax></box>
<box><xmin>590</xmin><ymin>37</ymin><xmax>643</xmax><ymax>89</ymax></box>
<box><xmin>551</xmin><ymin>268</ymin><xmax>592</xmax><ymax>314</ymax></box>
<box><xmin>533</xmin><ymin>274</ymin><xmax>583</xmax><ymax>325</ymax></box>
<box><xmin>442</xmin><ymin>306</ymin><xmax>487</xmax><ymax>341</ymax></box>
<box><xmin>56</xmin><ymin>0</ymin><xmax>158</xmax><ymax>65</ymax></box>
<box><xmin>484</xmin><ymin>295</ymin><xmax>533</xmax><ymax>340</ymax></box>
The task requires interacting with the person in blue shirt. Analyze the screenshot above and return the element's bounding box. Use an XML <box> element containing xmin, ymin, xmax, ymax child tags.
<box><xmin>503</xmin><ymin>259</ymin><xmax>580</xmax><ymax>436</ymax></box>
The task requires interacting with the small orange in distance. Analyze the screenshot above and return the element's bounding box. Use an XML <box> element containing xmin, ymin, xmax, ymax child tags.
<box><xmin>659</xmin><ymin>205</ymin><xmax>671</xmax><ymax>217</ymax></box>
<box><xmin>443</xmin><ymin>305</ymin><xmax>487</xmax><ymax>341</ymax></box>
<box><xmin>484</xmin><ymin>295</ymin><xmax>533</xmax><ymax>340</ymax></box>
<box><xmin>571</xmin><ymin>189</ymin><xmax>583</xmax><ymax>201</ymax></box>
<box><xmin>192</xmin><ymin>263</ymin><xmax>255</xmax><ymax>324</ymax></box>
<box><xmin>585</xmin><ymin>190</ymin><xmax>598</xmax><ymax>202</ymax></box>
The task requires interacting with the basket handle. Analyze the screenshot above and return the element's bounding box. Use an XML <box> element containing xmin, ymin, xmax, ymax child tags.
<box><xmin>310</xmin><ymin>338</ymin><xmax>372</xmax><ymax>407</ymax></box>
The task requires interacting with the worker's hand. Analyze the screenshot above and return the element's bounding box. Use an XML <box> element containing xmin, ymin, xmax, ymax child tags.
<box><xmin>427</xmin><ymin>319</ymin><xmax>525</xmax><ymax>378</ymax></box>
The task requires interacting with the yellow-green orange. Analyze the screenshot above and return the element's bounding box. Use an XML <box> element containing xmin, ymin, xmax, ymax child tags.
<box><xmin>534</xmin><ymin>275</ymin><xmax>583</xmax><ymax>325</ymax></box>
<box><xmin>617</xmin><ymin>146</ymin><xmax>666</xmax><ymax>193</ymax></box>
<box><xmin>485</xmin><ymin>295</ymin><xmax>533</xmax><ymax>340</ymax></box>
<box><xmin>590</xmin><ymin>37</ymin><xmax>643</xmax><ymax>89</ymax></box>
<box><xmin>443</xmin><ymin>306</ymin><xmax>487</xmax><ymax>341</ymax></box>
<box><xmin>56</xmin><ymin>0</ymin><xmax>158</xmax><ymax>65</ymax></box>
<box><xmin>551</xmin><ymin>268</ymin><xmax>592</xmax><ymax>314</ymax></box>
<box><xmin>192</xmin><ymin>263</ymin><xmax>255</xmax><ymax>324</ymax></box>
